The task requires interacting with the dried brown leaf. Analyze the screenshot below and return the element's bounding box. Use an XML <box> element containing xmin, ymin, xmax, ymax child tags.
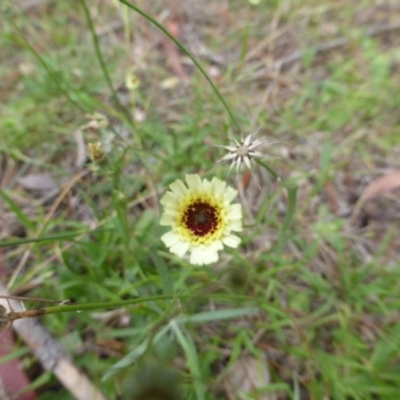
<box><xmin>359</xmin><ymin>171</ymin><xmax>400</xmax><ymax>203</ymax></box>
<box><xmin>17</xmin><ymin>173</ymin><xmax>60</xmax><ymax>193</ymax></box>
<box><xmin>224</xmin><ymin>354</ymin><xmax>277</xmax><ymax>400</ymax></box>
<box><xmin>352</xmin><ymin>171</ymin><xmax>400</xmax><ymax>222</ymax></box>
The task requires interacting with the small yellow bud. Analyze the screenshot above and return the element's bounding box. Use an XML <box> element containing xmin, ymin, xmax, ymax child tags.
<box><xmin>125</xmin><ymin>72</ymin><xmax>140</xmax><ymax>91</ymax></box>
<box><xmin>87</xmin><ymin>142</ymin><xmax>105</xmax><ymax>163</ymax></box>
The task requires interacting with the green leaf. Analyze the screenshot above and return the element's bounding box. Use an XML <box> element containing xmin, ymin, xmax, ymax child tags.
<box><xmin>102</xmin><ymin>325</ymin><xmax>170</xmax><ymax>381</ymax></box>
<box><xmin>0</xmin><ymin>189</ymin><xmax>35</xmax><ymax>231</ymax></box>
<box><xmin>152</xmin><ymin>252</ymin><xmax>173</xmax><ymax>296</ymax></box>
<box><xmin>281</xmin><ymin>185</ymin><xmax>297</xmax><ymax>233</ymax></box>
<box><xmin>171</xmin><ymin>321</ymin><xmax>205</xmax><ymax>400</ymax></box>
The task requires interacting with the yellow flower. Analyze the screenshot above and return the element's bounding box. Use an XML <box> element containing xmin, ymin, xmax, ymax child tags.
<box><xmin>160</xmin><ymin>174</ymin><xmax>242</xmax><ymax>265</ymax></box>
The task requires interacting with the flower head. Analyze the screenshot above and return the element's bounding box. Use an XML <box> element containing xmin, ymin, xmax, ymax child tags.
<box><xmin>218</xmin><ymin>133</ymin><xmax>276</xmax><ymax>174</ymax></box>
<box><xmin>160</xmin><ymin>174</ymin><xmax>242</xmax><ymax>265</ymax></box>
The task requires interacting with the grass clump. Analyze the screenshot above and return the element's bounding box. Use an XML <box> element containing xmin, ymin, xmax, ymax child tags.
<box><xmin>1</xmin><ymin>1</ymin><xmax>400</xmax><ymax>399</ymax></box>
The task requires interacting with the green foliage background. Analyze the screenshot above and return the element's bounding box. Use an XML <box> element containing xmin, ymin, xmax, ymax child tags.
<box><xmin>1</xmin><ymin>0</ymin><xmax>400</xmax><ymax>399</ymax></box>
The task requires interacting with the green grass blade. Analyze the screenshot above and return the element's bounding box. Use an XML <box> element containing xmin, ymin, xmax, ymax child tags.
<box><xmin>177</xmin><ymin>307</ymin><xmax>258</xmax><ymax>324</ymax></box>
<box><xmin>171</xmin><ymin>321</ymin><xmax>205</xmax><ymax>400</ymax></box>
<box><xmin>79</xmin><ymin>0</ymin><xmax>130</xmax><ymax>121</ymax></box>
<box><xmin>281</xmin><ymin>185</ymin><xmax>298</xmax><ymax>233</ymax></box>
<box><xmin>0</xmin><ymin>231</ymin><xmax>85</xmax><ymax>247</ymax></box>
<box><xmin>0</xmin><ymin>189</ymin><xmax>35</xmax><ymax>231</ymax></box>
<box><xmin>6</xmin><ymin>21</ymin><xmax>86</xmax><ymax>112</ymax></box>
<box><xmin>311</xmin><ymin>140</ymin><xmax>332</xmax><ymax>196</ymax></box>
<box><xmin>255</xmin><ymin>159</ymin><xmax>280</xmax><ymax>179</ymax></box>
<box><xmin>152</xmin><ymin>252</ymin><xmax>173</xmax><ymax>295</ymax></box>
<box><xmin>102</xmin><ymin>324</ymin><xmax>170</xmax><ymax>380</ymax></box>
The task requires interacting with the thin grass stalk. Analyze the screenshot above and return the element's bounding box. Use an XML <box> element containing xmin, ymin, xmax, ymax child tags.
<box><xmin>117</xmin><ymin>0</ymin><xmax>242</xmax><ymax>132</ymax></box>
<box><xmin>79</xmin><ymin>0</ymin><xmax>132</xmax><ymax>122</ymax></box>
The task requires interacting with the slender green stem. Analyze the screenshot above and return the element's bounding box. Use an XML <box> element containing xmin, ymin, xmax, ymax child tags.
<box><xmin>117</xmin><ymin>0</ymin><xmax>241</xmax><ymax>132</ymax></box>
<box><xmin>8</xmin><ymin>19</ymin><xmax>86</xmax><ymax>112</ymax></box>
<box><xmin>9</xmin><ymin>292</ymin><xmax>287</xmax><ymax>321</ymax></box>
<box><xmin>10</xmin><ymin>294</ymin><xmax>176</xmax><ymax>320</ymax></box>
<box><xmin>79</xmin><ymin>0</ymin><xmax>131</xmax><ymax>121</ymax></box>
<box><xmin>255</xmin><ymin>159</ymin><xmax>279</xmax><ymax>179</ymax></box>
<box><xmin>0</xmin><ymin>231</ymin><xmax>83</xmax><ymax>248</ymax></box>
<box><xmin>281</xmin><ymin>185</ymin><xmax>297</xmax><ymax>233</ymax></box>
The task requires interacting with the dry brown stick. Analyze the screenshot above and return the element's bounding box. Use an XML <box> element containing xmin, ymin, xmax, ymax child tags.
<box><xmin>0</xmin><ymin>284</ymin><xmax>108</xmax><ymax>400</ymax></box>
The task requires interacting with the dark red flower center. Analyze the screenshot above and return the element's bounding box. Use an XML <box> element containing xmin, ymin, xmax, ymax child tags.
<box><xmin>182</xmin><ymin>200</ymin><xmax>219</xmax><ymax>237</ymax></box>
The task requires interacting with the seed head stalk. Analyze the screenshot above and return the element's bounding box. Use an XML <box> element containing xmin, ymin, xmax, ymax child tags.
<box><xmin>79</xmin><ymin>0</ymin><xmax>132</xmax><ymax>123</ymax></box>
<box><xmin>117</xmin><ymin>0</ymin><xmax>241</xmax><ymax>132</ymax></box>
<box><xmin>8</xmin><ymin>294</ymin><xmax>177</xmax><ymax>322</ymax></box>
<box><xmin>6</xmin><ymin>292</ymin><xmax>276</xmax><ymax>323</ymax></box>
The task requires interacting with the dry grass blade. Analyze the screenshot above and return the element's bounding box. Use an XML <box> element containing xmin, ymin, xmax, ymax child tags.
<box><xmin>8</xmin><ymin>169</ymin><xmax>89</xmax><ymax>289</ymax></box>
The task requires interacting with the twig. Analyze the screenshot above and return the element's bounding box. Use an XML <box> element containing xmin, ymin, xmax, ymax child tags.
<box><xmin>0</xmin><ymin>283</ymin><xmax>108</xmax><ymax>400</ymax></box>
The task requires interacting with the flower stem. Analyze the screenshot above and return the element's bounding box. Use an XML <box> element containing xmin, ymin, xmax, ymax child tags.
<box><xmin>8</xmin><ymin>18</ymin><xmax>86</xmax><ymax>113</ymax></box>
<box><xmin>9</xmin><ymin>294</ymin><xmax>176</xmax><ymax>321</ymax></box>
<box><xmin>8</xmin><ymin>292</ymin><xmax>285</xmax><ymax>321</ymax></box>
<box><xmin>79</xmin><ymin>0</ymin><xmax>131</xmax><ymax>122</ymax></box>
<box><xmin>255</xmin><ymin>159</ymin><xmax>280</xmax><ymax>179</ymax></box>
<box><xmin>117</xmin><ymin>0</ymin><xmax>241</xmax><ymax>132</ymax></box>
